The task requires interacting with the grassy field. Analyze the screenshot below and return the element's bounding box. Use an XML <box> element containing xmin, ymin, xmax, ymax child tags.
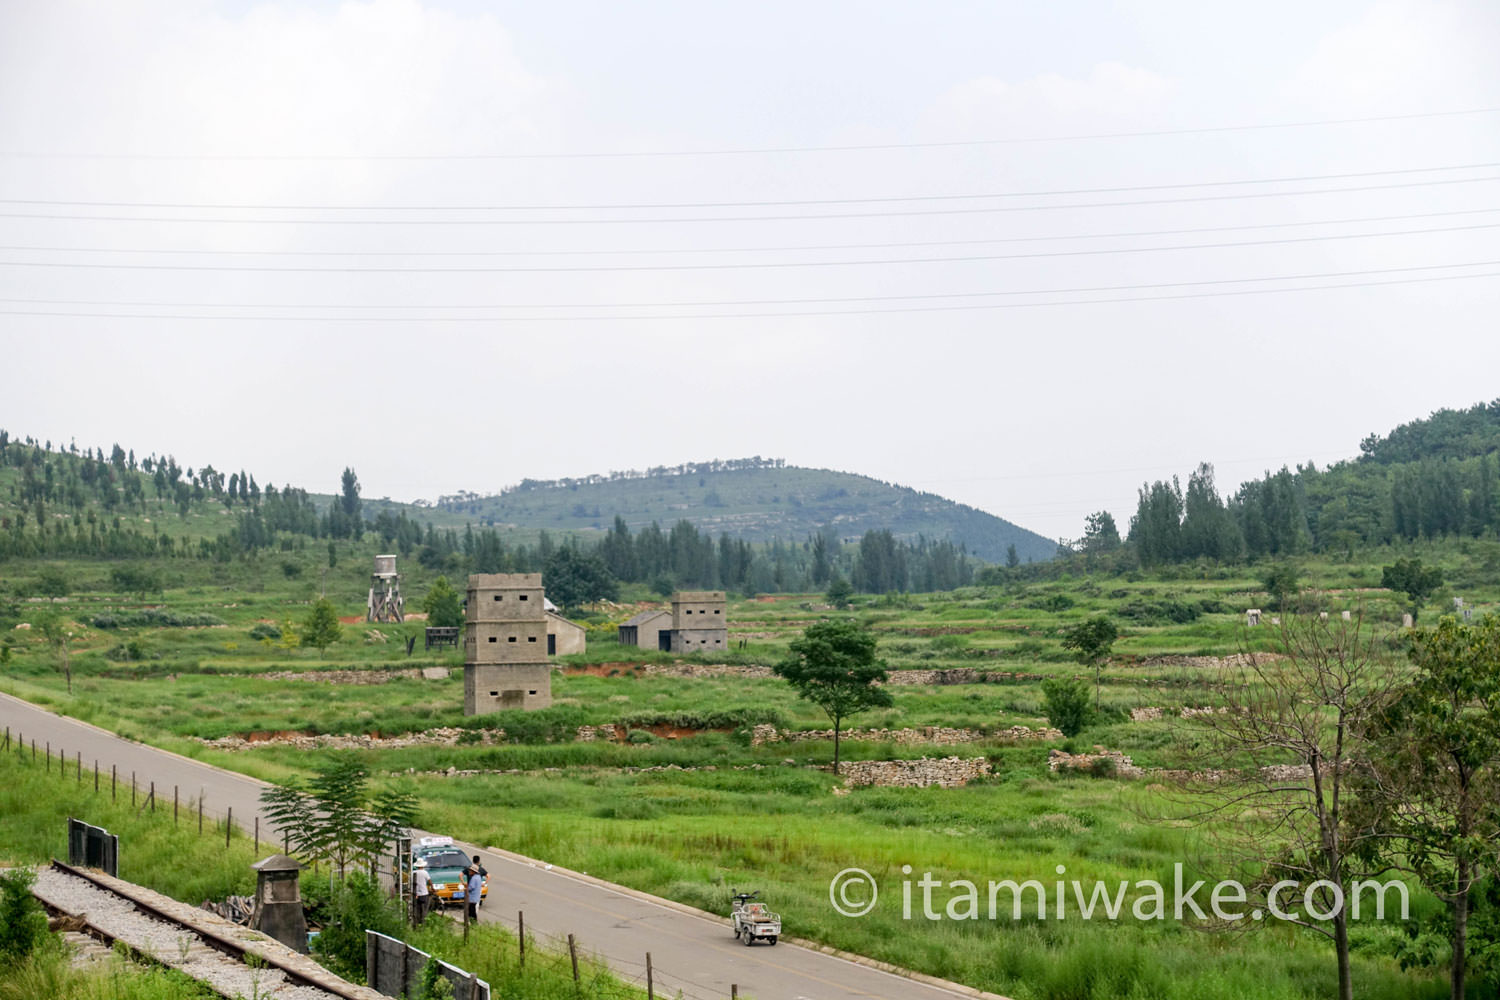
<box><xmin>3</xmin><ymin>543</ymin><xmax>1496</xmax><ymax>998</ymax></box>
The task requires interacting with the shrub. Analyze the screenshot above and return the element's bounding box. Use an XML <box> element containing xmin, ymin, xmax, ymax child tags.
<box><xmin>626</xmin><ymin>729</ymin><xmax>655</xmax><ymax>744</ymax></box>
<box><xmin>306</xmin><ymin>872</ymin><xmax>403</xmax><ymax>982</ymax></box>
<box><xmin>1040</xmin><ymin>676</ymin><xmax>1093</xmax><ymax>738</ymax></box>
<box><xmin>92</xmin><ymin>609</ymin><xmax>226</xmax><ymax>629</ymax></box>
<box><xmin>0</xmin><ymin>869</ymin><xmax>49</xmax><ymax>961</ymax></box>
<box><xmin>249</xmin><ymin>622</ymin><xmax>282</xmax><ymax>641</ymax></box>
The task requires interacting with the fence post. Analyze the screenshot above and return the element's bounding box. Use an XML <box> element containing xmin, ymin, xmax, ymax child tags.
<box><xmin>226</xmin><ymin>807</ymin><xmax>232</xmax><ymax>848</ymax></box>
<box><xmin>131</xmin><ymin>771</ymin><xmax>136</xmax><ymax>807</ymax></box>
<box><xmin>518</xmin><ymin>911</ymin><xmax>525</xmax><ymax>969</ymax></box>
<box><xmin>199</xmin><ymin>797</ymin><xmax>204</xmax><ymax>835</ymax></box>
<box><xmin>94</xmin><ymin>760</ymin><xmax>98</xmax><ymax>793</ymax></box>
<box><xmin>284</xmin><ymin>831</ymin><xmax>289</xmax><ymax>855</ymax></box>
<box><xmin>254</xmin><ymin>816</ymin><xmax>259</xmax><ymax>852</ymax></box>
<box><xmin>111</xmin><ymin>764</ymin><xmax>116</xmax><ymax>800</ymax></box>
<box><xmin>46</xmin><ymin>741</ymin><xmax>50</xmax><ymax>771</ymax></box>
<box><xmin>149</xmin><ymin>781</ymin><xmax>155</xmax><ymax>813</ymax></box>
<box><xmin>568</xmin><ymin>934</ymin><xmax>579</xmax><ymax>983</ymax></box>
<box><xmin>646</xmin><ymin>951</ymin><xmax>654</xmax><ymax>1000</ymax></box>
<box><xmin>174</xmin><ymin>786</ymin><xmax>178</xmax><ymax>824</ymax></box>
<box><xmin>76</xmin><ymin>751</ymin><xmax>80</xmax><ymax>782</ymax></box>
<box><xmin>731</xmin><ymin>985</ymin><xmax>738</xmax><ymax>999</ymax></box>
<box><xmin>32</xmin><ymin>738</ymin><xmax>36</xmax><ymax>763</ymax></box>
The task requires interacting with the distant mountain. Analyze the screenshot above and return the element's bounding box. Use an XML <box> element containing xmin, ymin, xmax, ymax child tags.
<box><xmin>429</xmin><ymin>459</ymin><xmax>1055</xmax><ymax>564</ymax></box>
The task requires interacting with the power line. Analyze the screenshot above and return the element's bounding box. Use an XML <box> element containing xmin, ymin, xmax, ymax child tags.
<box><xmin>4</xmin><ymin>207</ymin><xmax>1495</xmax><ymax>259</ymax></box>
<box><xmin>4</xmin><ymin>262</ymin><xmax>1495</xmax><ymax>320</ymax></box>
<box><xmin>2</xmin><ymin>223</ymin><xmax>1494</xmax><ymax>275</ymax></box>
<box><xmin>3</xmin><ymin>107</ymin><xmax>1495</xmax><ymax>160</ymax></box>
<box><xmin>5</xmin><ymin>161</ymin><xmax>1496</xmax><ymax>210</ymax></box>
<box><xmin>4</xmin><ymin>175</ymin><xmax>1495</xmax><ymax>225</ymax></box>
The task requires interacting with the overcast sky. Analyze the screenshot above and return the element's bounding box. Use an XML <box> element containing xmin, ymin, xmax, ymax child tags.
<box><xmin>3</xmin><ymin>1</ymin><xmax>1499</xmax><ymax>544</ymax></box>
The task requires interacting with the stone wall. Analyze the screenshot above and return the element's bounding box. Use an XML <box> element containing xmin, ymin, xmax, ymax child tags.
<box><xmin>199</xmin><ymin>727</ymin><xmax>504</xmax><ymax>751</ymax></box>
<box><xmin>750</xmin><ymin>724</ymin><xmax>1058</xmax><ymax>746</ymax></box>
<box><xmin>1047</xmin><ymin>747</ymin><xmax>1145</xmax><ymax>778</ymax></box>
<box><xmin>839</xmin><ymin>756</ymin><xmax>992</xmax><ymax>788</ymax></box>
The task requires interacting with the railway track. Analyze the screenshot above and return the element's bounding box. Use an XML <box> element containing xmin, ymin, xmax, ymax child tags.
<box><xmin>32</xmin><ymin>860</ymin><xmax>385</xmax><ymax>1000</ymax></box>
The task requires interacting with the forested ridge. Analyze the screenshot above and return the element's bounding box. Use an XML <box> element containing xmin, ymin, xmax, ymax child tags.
<box><xmin>1089</xmin><ymin>400</ymin><xmax>1500</xmax><ymax>567</ymax></box>
<box><xmin>0</xmin><ymin>434</ymin><xmax>986</xmax><ymax>596</ymax></box>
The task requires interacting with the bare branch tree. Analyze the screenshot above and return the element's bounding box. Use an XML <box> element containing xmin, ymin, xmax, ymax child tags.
<box><xmin>1167</xmin><ymin>608</ymin><xmax>1399</xmax><ymax>1000</ymax></box>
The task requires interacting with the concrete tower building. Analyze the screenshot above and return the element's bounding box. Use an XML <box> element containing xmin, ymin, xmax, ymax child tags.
<box><xmin>463</xmin><ymin>573</ymin><xmax>553</xmax><ymax>713</ymax></box>
<box><xmin>669</xmin><ymin>590</ymin><xmax>728</xmax><ymax>653</ymax></box>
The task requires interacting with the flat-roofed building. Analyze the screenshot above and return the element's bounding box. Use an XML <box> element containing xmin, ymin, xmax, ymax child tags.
<box><xmin>464</xmin><ymin>573</ymin><xmax>552</xmax><ymax>713</ymax></box>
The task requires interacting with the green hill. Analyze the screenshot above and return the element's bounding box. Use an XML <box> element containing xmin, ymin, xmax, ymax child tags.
<box><xmin>429</xmin><ymin>460</ymin><xmax>1056</xmax><ymax>564</ymax></box>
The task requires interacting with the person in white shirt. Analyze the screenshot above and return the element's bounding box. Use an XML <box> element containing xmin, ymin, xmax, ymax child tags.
<box><xmin>412</xmin><ymin>858</ymin><xmax>432</xmax><ymax>925</ymax></box>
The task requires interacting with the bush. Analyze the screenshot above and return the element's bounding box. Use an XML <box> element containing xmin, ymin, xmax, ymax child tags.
<box><xmin>92</xmin><ymin>609</ymin><xmax>226</xmax><ymax>629</ymax></box>
<box><xmin>0</xmin><ymin>869</ymin><xmax>49</xmax><ymax>962</ymax></box>
<box><xmin>248</xmin><ymin>622</ymin><xmax>282</xmax><ymax>641</ymax></box>
<box><xmin>306</xmin><ymin>872</ymin><xmax>403</xmax><ymax>982</ymax></box>
<box><xmin>625</xmin><ymin>729</ymin><xmax>655</xmax><ymax>744</ymax></box>
<box><xmin>1041</xmin><ymin>676</ymin><xmax>1093</xmax><ymax>738</ymax></box>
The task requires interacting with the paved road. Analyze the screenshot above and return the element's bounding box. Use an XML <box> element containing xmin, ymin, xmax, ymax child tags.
<box><xmin>0</xmin><ymin>692</ymin><xmax>1001</xmax><ymax>1000</ymax></box>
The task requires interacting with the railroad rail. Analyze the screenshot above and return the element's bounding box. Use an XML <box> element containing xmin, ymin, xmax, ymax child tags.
<box><xmin>34</xmin><ymin>859</ymin><xmax>384</xmax><ymax>1000</ymax></box>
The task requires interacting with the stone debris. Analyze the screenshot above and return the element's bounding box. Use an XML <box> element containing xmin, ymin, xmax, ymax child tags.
<box><xmin>839</xmin><ymin>756</ymin><xmax>992</xmax><ymax>788</ymax></box>
<box><xmin>199</xmin><ymin>726</ymin><xmax>504</xmax><ymax>751</ymax></box>
<box><xmin>1048</xmin><ymin>747</ymin><xmax>1145</xmax><ymax>778</ymax></box>
<box><xmin>1130</xmin><ymin>706</ymin><xmax>1235</xmax><ymax>722</ymax></box>
<box><xmin>750</xmin><ymin>724</ymin><xmax>1058</xmax><ymax>746</ymax></box>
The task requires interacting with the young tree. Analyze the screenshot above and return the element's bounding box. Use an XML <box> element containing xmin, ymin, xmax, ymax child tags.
<box><xmin>825</xmin><ymin>574</ymin><xmax>853</xmax><ymax>610</ymax></box>
<box><xmin>421</xmin><ymin>576</ymin><xmax>464</xmax><ymax>629</ymax></box>
<box><xmin>260</xmin><ymin>757</ymin><xmax>419</xmax><ymax>878</ymax></box>
<box><xmin>1358</xmin><ymin>614</ymin><xmax>1500</xmax><ymax>1000</ymax></box>
<box><xmin>1261</xmin><ymin>562</ymin><xmax>1300</xmax><ymax>613</ymax></box>
<box><xmin>1081</xmin><ymin>511</ymin><xmax>1121</xmax><ymax>554</ymax></box>
<box><xmin>1186</xmin><ymin>612</ymin><xmax>1398</xmax><ymax>1000</ymax></box>
<box><xmin>1041</xmin><ymin>676</ymin><xmax>1092</xmax><ymax>737</ymax></box>
<box><xmin>35</xmin><ymin>612</ymin><xmax>75</xmax><ymax>693</ymax></box>
<box><xmin>1060</xmin><ymin>615</ymin><xmax>1118</xmax><ymax>713</ymax></box>
<box><xmin>301</xmin><ymin>598</ymin><xmax>342</xmax><ymax>657</ymax></box>
<box><xmin>1382</xmin><ymin>557</ymin><xmax>1444</xmax><ymax>623</ymax></box>
<box><xmin>774</xmin><ymin>619</ymin><xmax>892</xmax><ymax>774</ymax></box>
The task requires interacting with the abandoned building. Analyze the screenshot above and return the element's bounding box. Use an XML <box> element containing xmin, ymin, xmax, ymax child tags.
<box><xmin>618</xmin><ymin>608</ymin><xmax>673</xmax><ymax>650</ymax></box>
<box><xmin>618</xmin><ymin>591</ymin><xmax>728</xmax><ymax>652</ymax></box>
<box><xmin>463</xmin><ymin>573</ymin><xmax>552</xmax><ymax>713</ymax></box>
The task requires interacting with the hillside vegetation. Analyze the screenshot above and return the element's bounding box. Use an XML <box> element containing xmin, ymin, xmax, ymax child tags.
<box><xmin>430</xmin><ymin>458</ymin><xmax>1056</xmax><ymax>563</ymax></box>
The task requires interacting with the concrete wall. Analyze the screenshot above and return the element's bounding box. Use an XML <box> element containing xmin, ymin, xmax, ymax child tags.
<box><xmin>465</xmin><ymin>573</ymin><xmax>544</xmax><ymax>622</ymax></box>
<box><xmin>464</xmin><ymin>662</ymin><xmax>553</xmax><ymax>713</ymax></box>
<box><xmin>546</xmin><ymin>613</ymin><xmax>586</xmax><ymax>655</ymax></box>
<box><xmin>671</xmin><ymin>590</ymin><xmax>726</xmax><ymax>630</ymax></box>
<box><xmin>669</xmin><ymin>628</ymin><xmax>728</xmax><ymax>653</ymax></box>
<box><xmin>464</xmin><ymin>620</ymin><xmax>549</xmax><ymax>662</ymax></box>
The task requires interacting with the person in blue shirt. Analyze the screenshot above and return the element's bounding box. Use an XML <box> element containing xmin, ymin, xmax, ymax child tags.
<box><xmin>464</xmin><ymin>865</ymin><xmax>482</xmax><ymax>922</ymax></box>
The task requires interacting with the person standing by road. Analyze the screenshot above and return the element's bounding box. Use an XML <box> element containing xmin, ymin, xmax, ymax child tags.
<box><xmin>464</xmin><ymin>865</ymin><xmax>482</xmax><ymax>923</ymax></box>
<box><xmin>412</xmin><ymin>858</ymin><xmax>432</xmax><ymax>925</ymax></box>
<box><xmin>471</xmin><ymin>854</ymin><xmax>488</xmax><ymax>905</ymax></box>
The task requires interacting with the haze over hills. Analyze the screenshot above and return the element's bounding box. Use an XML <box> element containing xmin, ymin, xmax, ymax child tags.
<box><xmin>416</xmin><ymin>459</ymin><xmax>1058</xmax><ymax>565</ymax></box>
